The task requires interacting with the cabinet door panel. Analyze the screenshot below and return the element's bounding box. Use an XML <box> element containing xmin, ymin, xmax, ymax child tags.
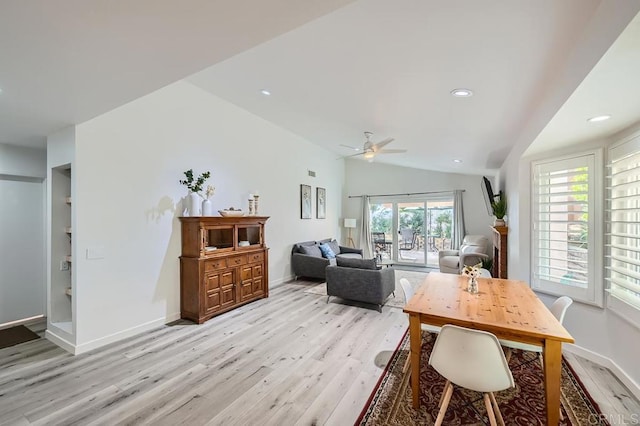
<box><xmin>240</xmin><ymin>266</ymin><xmax>253</xmax><ymax>281</ymax></box>
<box><xmin>205</xmin><ymin>273</ymin><xmax>221</xmax><ymax>291</ymax></box>
<box><xmin>251</xmin><ymin>277</ymin><xmax>263</xmax><ymax>295</ymax></box>
<box><xmin>221</xmin><ymin>284</ymin><xmax>236</xmax><ymax>307</ymax></box>
<box><xmin>221</xmin><ymin>271</ymin><xmax>234</xmax><ymax>286</ymax></box>
<box><xmin>206</xmin><ymin>289</ymin><xmax>221</xmax><ymax>312</ymax></box>
<box><xmin>240</xmin><ymin>281</ymin><xmax>253</xmax><ymax>301</ymax></box>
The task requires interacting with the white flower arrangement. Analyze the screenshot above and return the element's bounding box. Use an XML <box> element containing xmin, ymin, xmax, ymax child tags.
<box><xmin>462</xmin><ymin>262</ymin><xmax>482</xmax><ymax>279</ymax></box>
<box><xmin>205</xmin><ymin>185</ymin><xmax>216</xmax><ymax>200</ymax></box>
<box><xmin>463</xmin><ymin>262</ymin><xmax>482</xmax><ymax>293</ymax></box>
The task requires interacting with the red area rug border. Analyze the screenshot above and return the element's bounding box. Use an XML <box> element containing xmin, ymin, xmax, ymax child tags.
<box><xmin>354</xmin><ymin>326</ymin><xmax>409</xmax><ymax>425</ymax></box>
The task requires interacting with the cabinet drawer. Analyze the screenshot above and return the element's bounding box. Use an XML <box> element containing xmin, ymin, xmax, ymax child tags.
<box><xmin>226</xmin><ymin>255</ymin><xmax>247</xmax><ymax>268</ymax></box>
<box><xmin>205</xmin><ymin>259</ymin><xmax>226</xmax><ymax>272</ymax></box>
<box><xmin>248</xmin><ymin>252</ymin><xmax>264</xmax><ymax>263</ymax></box>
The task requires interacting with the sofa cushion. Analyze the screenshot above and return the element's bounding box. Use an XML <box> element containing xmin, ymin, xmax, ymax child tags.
<box><xmin>319</xmin><ymin>243</ymin><xmax>337</xmax><ymax>259</ymax></box>
<box><xmin>337</xmin><ymin>252</ymin><xmax>362</xmax><ymax>260</ymax></box>
<box><xmin>336</xmin><ymin>257</ymin><xmax>378</xmax><ymax>270</ymax></box>
<box><xmin>299</xmin><ymin>244</ymin><xmax>322</xmax><ymax>257</ymax></box>
<box><xmin>327</xmin><ymin>240</ymin><xmax>341</xmax><ymax>255</ymax></box>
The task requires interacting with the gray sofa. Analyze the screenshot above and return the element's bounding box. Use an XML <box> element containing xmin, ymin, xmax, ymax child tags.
<box><xmin>291</xmin><ymin>238</ymin><xmax>363</xmax><ymax>280</ymax></box>
<box><xmin>326</xmin><ymin>257</ymin><xmax>395</xmax><ymax>312</ymax></box>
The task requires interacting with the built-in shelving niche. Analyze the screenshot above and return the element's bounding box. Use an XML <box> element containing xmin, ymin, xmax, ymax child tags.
<box><xmin>50</xmin><ymin>165</ymin><xmax>73</xmax><ymax>335</ymax></box>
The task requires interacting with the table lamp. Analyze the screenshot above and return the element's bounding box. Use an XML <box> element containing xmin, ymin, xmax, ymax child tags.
<box><xmin>344</xmin><ymin>218</ymin><xmax>356</xmax><ymax>248</ymax></box>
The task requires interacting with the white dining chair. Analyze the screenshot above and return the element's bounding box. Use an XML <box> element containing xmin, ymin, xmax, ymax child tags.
<box><xmin>500</xmin><ymin>295</ymin><xmax>573</xmax><ymax>365</ymax></box>
<box><xmin>478</xmin><ymin>268</ymin><xmax>492</xmax><ymax>278</ymax></box>
<box><xmin>429</xmin><ymin>324</ymin><xmax>514</xmax><ymax>426</ymax></box>
<box><xmin>400</xmin><ymin>278</ymin><xmax>441</xmax><ymax>374</ymax></box>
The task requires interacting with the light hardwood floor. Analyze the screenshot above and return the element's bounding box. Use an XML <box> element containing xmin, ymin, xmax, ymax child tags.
<box><xmin>1</xmin><ymin>281</ymin><xmax>638</xmax><ymax>425</ymax></box>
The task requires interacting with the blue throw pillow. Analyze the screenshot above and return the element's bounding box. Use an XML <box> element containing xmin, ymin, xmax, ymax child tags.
<box><xmin>319</xmin><ymin>243</ymin><xmax>336</xmax><ymax>259</ymax></box>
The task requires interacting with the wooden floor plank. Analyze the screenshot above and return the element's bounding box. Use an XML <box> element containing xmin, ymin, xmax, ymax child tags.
<box><xmin>0</xmin><ymin>279</ymin><xmax>638</xmax><ymax>425</ymax></box>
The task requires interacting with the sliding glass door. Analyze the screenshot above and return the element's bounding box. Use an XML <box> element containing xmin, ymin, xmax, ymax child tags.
<box><xmin>370</xmin><ymin>195</ymin><xmax>453</xmax><ymax>267</ymax></box>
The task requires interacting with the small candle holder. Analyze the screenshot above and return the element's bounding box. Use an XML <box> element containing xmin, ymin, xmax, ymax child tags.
<box><xmin>248</xmin><ymin>198</ymin><xmax>255</xmax><ymax>215</ymax></box>
<box><xmin>253</xmin><ymin>194</ymin><xmax>260</xmax><ymax>215</ymax></box>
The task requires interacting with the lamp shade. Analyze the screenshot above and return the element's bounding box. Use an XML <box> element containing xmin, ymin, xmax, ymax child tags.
<box><xmin>344</xmin><ymin>218</ymin><xmax>357</xmax><ymax>228</ymax></box>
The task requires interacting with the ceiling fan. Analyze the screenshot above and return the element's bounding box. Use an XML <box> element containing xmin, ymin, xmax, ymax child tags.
<box><xmin>341</xmin><ymin>132</ymin><xmax>407</xmax><ymax>162</ymax></box>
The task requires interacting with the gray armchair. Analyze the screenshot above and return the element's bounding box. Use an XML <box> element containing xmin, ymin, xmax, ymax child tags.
<box><xmin>439</xmin><ymin>235</ymin><xmax>489</xmax><ymax>274</ymax></box>
<box><xmin>326</xmin><ymin>259</ymin><xmax>395</xmax><ymax>312</ymax></box>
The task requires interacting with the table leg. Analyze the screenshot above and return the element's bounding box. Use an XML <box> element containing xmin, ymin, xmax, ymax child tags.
<box><xmin>543</xmin><ymin>339</ymin><xmax>562</xmax><ymax>425</ymax></box>
<box><xmin>409</xmin><ymin>314</ymin><xmax>422</xmax><ymax>408</ymax></box>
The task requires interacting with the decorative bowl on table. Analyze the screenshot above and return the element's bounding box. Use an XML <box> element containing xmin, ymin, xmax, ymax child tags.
<box><xmin>218</xmin><ymin>209</ymin><xmax>244</xmax><ymax>217</ymax></box>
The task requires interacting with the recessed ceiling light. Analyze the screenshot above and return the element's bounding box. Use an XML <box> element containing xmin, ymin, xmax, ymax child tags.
<box><xmin>453</xmin><ymin>159</ymin><xmax>462</xmax><ymax>163</ymax></box>
<box><xmin>260</xmin><ymin>89</ymin><xmax>271</xmax><ymax>96</ymax></box>
<box><xmin>451</xmin><ymin>88</ymin><xmax>473</xmax><ymax>97</ymax></box>
<box><xmin>587</xmin><ymin>115</ymin><xmax>611</xmax><ymax>123</ymax></box>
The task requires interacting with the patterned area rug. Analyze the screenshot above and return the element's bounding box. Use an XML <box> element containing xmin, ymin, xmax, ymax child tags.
<box><xmin>302</xmin><ymin>269</ymin><xmax>428</xmax><ymax>308</ymax></box>
<box><xmin>358</xmin><ymin>330</ymin><xmax>609</xmax><ymax>425</ymax></box>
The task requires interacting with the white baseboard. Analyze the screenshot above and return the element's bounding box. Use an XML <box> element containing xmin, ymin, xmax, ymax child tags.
<box><xmin>270</xmin><ymin>275</ymin><xmax>294</xmax><ymax>288</ymax></box>
<box><xmin>564</xmin><ymin>343</ymin><xmax>640</xmax><ymax>401</ymax></box>
<box><xmin>74</xmin><ymin>312</ymin><xmax>181</xmax><ymax>355</ymax></box>
<box><xmin>45</xmin><ymin>329</ymin><xmax>77</xmax><ymax>354</ymax></box>
<box><xmin>46</xmin><ymin>313</ymin><xmax>181</xmax><ymax>355</ymax></box>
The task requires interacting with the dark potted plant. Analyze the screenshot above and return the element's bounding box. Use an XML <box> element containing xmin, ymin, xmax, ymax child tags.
<box><xmin>491</xmin><ymin>192</ymin><xmax>507</xmax><ymax>226</ymax></box>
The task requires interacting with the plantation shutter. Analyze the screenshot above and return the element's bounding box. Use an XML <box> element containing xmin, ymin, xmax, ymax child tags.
<box><xmin>531</xmin><ymin>151</ymin><xmax>601</xmax><ymax>304</ymax></box>
<box><xmin>607</xmin><ymin>136</ymin><xmax>640</xmax><ymax>310</ymax></box>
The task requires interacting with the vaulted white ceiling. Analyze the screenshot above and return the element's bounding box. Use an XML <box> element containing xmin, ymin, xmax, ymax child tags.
<box><xmin>2</xmin><ymin>1</ymin><xmax>639</xmax><ymax>175</ymax></box>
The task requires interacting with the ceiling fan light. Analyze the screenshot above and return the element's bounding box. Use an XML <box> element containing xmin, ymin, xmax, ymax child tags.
<box><xmin>363</xmin><ymin>151</ymin><xmax>375</xmax><ymax>160</ymax></box>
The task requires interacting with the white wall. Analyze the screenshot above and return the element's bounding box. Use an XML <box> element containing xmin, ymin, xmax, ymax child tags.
<box><xmin>501</xmin><ymin>131</ymin><xmax>640</xmax><ymax>389</ymax></box>
<box><xmin>0</xmin><ymin>144</ymin><xmax>46</xmax><ymax>326</ymax></box>
<box><xmin>343</xmin><ymin>159</ymin><xmax>495</xmax><ymax>248</ymax></box>
<box><xmin>72</xmin><ymin>81</ymin><xmax>343</xmax><ymax>351</ymax></box>
<box><xmin>0</xmin><ymin>143</ymin><xmax>46</xmax><ymax>179</ymax></box>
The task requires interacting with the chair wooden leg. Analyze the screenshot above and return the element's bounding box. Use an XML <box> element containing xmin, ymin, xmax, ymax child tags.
<box><xmin>438</xmin><ymin>380</ymin><xmax>451</xmax><ymax>408</ymax></box>
<box><xmin>484</xmin><ymin>393</ymin><xmax>498</xmax><ymax>426</ymax></box>
<box><xmin>489</xmin><ymin>392</ymin><xmax>505</xmax><ymax>426</ymax></box>
<box><xmin>504</xmin><ymin>347</ymin><xmax>512</xmax><ymax>363</ymax></box>
<box><xmin>434</xmin><ymin>382</ymin><xmax>453</xmax><ymax>426</ymax></box>
<box><xmin>402</xmin><ymin>353</ymin><xmax>411</xmax><ymax>374</ymax></box>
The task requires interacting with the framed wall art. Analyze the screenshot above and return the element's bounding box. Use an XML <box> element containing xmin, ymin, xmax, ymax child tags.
<box><xmin>300</xmin><ymin>184</ymin><xmax>312</xmax><ymax>219</ymax></box>
<box><xmin>316</xmin><ymin>187</ymin><xmax>326</xmax><ymax>219</ymax></box>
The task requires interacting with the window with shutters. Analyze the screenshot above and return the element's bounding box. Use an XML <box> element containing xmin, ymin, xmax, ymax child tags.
<box><xmin>607</xmin><ymin>134</ymin><xmax>640</xmax><ymax>325</ymax></box>
<box><xmin>531</xmin><ymin>150</ymin><xmax>603</xmax><ymax>306</ymax></box>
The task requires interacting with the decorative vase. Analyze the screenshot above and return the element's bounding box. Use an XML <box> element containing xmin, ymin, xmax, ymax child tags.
<box><xmin>202</xmin><ymin>198</ymin><xmax>213</xmax><ymax>216</ymax></box>
<box><xmin>467</xmin><ymin>276</ymin><xmax>479</xmax><ymax>294</ymax></box>
<box><xmin>494</xmin><ymin>218</ymin><xmax>505</xmax><ymax>226</ymax></box>
<box><xmin>187</xmin><ymin>192</ymin><xmax>201</xmax><ymax>216</ymax></box>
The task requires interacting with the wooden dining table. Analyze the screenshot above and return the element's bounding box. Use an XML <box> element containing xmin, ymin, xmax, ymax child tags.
<box><xmin>404</xmin><ymin>272</ymin><xmax>574</xmax><ymax>425</ymax></box>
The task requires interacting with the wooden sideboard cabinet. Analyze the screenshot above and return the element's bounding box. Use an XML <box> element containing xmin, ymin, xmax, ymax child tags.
<box><xmin>179</xmin><ymin>216</ymin><xmax>269</xmax><ymax>324</ymax></box>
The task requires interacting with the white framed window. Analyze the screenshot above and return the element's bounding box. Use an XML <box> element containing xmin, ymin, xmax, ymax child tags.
<box><xmin>607</xmin><ymin>133</ymin><xmax>640</xmax><ymax>326</ymax></box>
<box><xmin>531</xmin><ymin>150</ymin><xmax>603</xmax><ymax>306</ymax></box>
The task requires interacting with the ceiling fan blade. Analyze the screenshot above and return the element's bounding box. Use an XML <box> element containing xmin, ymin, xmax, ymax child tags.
<box><xmin>378</xmin><ymin>149</ymin><xmax>407</xmax><ymax>154</ymax></box>
<box><xmin>372</xmin><ymin>138</ymin><xmax>394</xmax><ymax>152</ymax></box>
<box><xmin>340</xmin><ymin>143</ymin><xmax>361</xmax><ymax>151</ymax></box>
<box><xmin>345</xmin><ymin>152</ymin><xmax>365</xmax><ymax>158</ymax></box>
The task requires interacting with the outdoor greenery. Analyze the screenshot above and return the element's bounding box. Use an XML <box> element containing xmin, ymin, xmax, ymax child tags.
<box><xmin>370</xmin><ymin>204</ymin><xmax>452</xmax><ymax>239</ymax></box>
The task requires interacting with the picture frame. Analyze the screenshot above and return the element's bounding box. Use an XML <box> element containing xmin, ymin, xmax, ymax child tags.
<box><xmin>316</xmin><ymin>187</ymin><xmax>326</xmax><ymax>219</ymax></box>
<box><xmin>300</xmin><ymin>184</ymin><xmax>312</xmax><ymax>219</ymax></box>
